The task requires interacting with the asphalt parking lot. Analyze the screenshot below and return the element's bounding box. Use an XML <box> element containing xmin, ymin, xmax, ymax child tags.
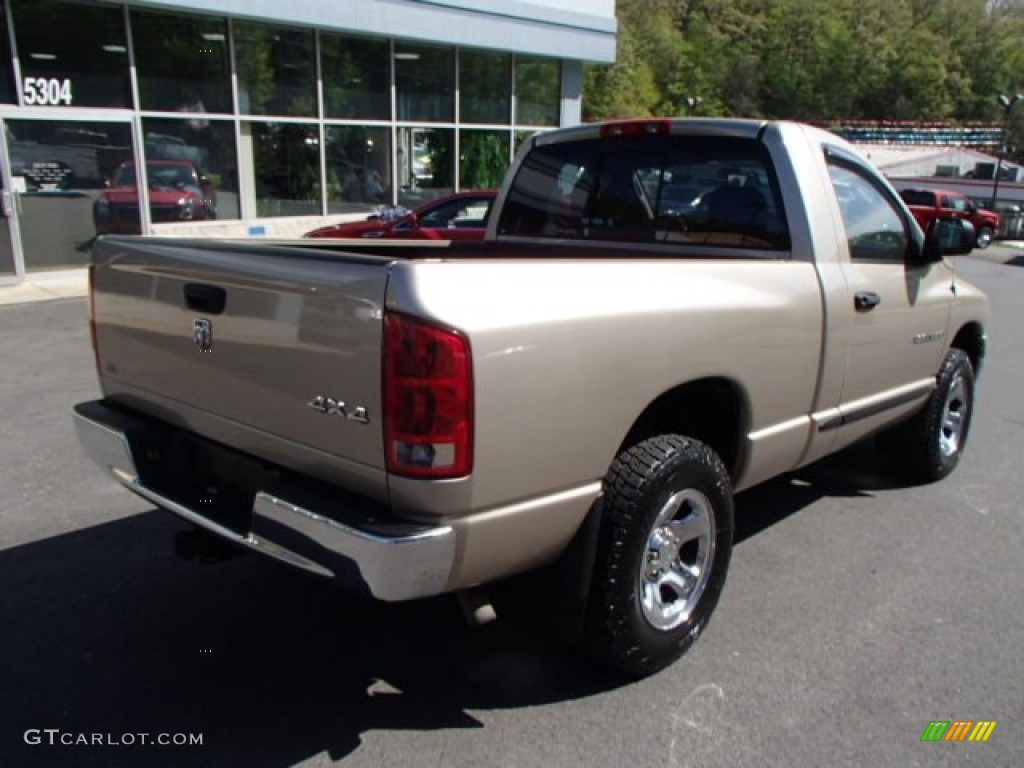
<box><xmin>1</xmin><ymin>249</ymin><xmax>1022</xmax><ymax>767</ymax></box>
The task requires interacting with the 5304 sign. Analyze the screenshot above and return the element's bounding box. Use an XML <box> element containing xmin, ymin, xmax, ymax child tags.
<box><xmin>22</xmin><ymin>77</ymin><xmax>73</xmax><ymax>106</ymax></box>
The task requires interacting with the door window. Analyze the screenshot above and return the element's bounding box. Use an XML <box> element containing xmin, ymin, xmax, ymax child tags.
<box><xmin>6</xmin><ymin>119</ymin><xmax>136</xmax><ymax>271</ymax></box>
<box><xmin>828</xmin><ymin>161</ymin><xmax>909</xmax><ymax>262</ymax></box>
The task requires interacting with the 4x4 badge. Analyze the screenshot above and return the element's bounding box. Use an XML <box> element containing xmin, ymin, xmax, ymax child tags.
<box><xmin>193</xmin><ymin>318</ymin><xmax>213</xmax><ymax>352</ymax></box>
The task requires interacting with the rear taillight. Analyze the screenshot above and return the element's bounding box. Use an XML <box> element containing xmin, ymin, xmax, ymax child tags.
<box><xmin>87</xmin><ymin>264</ymin><xmax>101</xmax><ymax>373</ymax></box>
<box><xmin>383</xmin><ymin>311</ymin><xmax>473</xmax><ymax>478</ymax></box>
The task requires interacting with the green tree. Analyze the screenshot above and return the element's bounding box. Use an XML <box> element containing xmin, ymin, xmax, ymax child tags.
<box><xmin>460</xmin><ymin>132</ymin><xmax>509</xmax><ymax>189</ymax></box>
<box><xmin>581</xmin><ymin>0</ymin><xmax>1024</xmax><ymax>143</ymax></box>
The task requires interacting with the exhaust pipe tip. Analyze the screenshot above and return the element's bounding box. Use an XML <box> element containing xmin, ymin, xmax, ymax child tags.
<box><xmin>457</xmin><ymin>587</ymin><xmax>497</xmax><ymax>626</ymax></box>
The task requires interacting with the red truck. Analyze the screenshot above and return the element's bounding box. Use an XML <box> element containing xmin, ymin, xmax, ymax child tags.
<box><xmin>899</xmin><ymin>187</ymin><xmax>999</xmax><ymax>249</ymax></box>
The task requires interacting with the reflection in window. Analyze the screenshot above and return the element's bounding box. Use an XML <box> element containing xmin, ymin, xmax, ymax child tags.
<box><xmin>132</xmin><ymin>10</ymin><xmax>231</xmax><ymax>114</ymax></box>
<box><xmin>397</xmin><ymin>127</ymin><xmax>453</xmax><ymax>206</ymax></box>
<box><xmin>515</xmin><ymin>129</ymin><xmax>541</xmax><ymax>154</ymax></box>
<box><xmin>8</xmin><ymin>119</ymin><xmax>134</xmax><ymax>269</ymax></box>
<box><xmin>143</xmin><ymin>118</ymin><xmax>239</xmax><ymax>220</ymax></box>
<box><xmin>460</xmin><ymin>51</ymin><xmax>510</xmax><ymax>124</ymax></box>
<box><xmin>235</xmin><ymin>22</ymin><xmax>315</xmax><ymax>116</ymax></box>
<box><xmin>828</xmin><ymin>162</ymin><xmax>908</xmax><ymax>261</ymax></box>
<box><xmin>12</xmin><ymin>0</ymin><xmax>130</xmax><ymax>108</ymax></box>
<box><xmin>321</xmin><ymin>34</ymin><xmax>390</xmax><ymax>120</ymax></box>
<box><xmin>244</xmin><ymin>122</ymin><xmax>321</xmax><ymax>217</ymax></box>
<box><xmin>395</xmin><ymin>44</ymin><xmax>453</xmax><ymax>122</ymax></box>
<box><xmin>497</xmin><ymin>135</ymin><xmax>789</xmax><ymax>248</ymax></box>
<box><xmin>459</xmin><ymin>130</ymin><xmax>510</xmax><ymax>189</ymax></box>
<box><xmin>515</xmin><ymin>56</ymin><xmax>560</xmax><ymax>126</ymax></box>
<box><xmin>326</xmin><ymin>125</ymin><xmax>392</xmax><ymax>212</ymax></box>
<box><xmin>7</xmin><ymin>120</ymin><xmax>122</xmax><ymax>190</ymax></box>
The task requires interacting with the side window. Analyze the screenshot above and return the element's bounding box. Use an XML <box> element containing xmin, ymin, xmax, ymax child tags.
<box><xmin>828</xmin><ymin>161</ymin><xmax>909</xmax><ymax>262</ymax></box>
<box><xmin>947</xmin><ymin>196</ymin><xmax>967</xmax><ymax>213</ymax></box>
<box><xmin>900</xmin><ymin>189</ymin><xmax>933</xmax><ymax>206</ymax></box>
<box><xmin>420</xmin><ymin>200</ymin><xmax>461</xmax><ymax>227</ymax></box>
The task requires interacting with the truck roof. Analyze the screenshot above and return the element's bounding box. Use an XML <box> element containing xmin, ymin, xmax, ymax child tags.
<box><xmin>529</xmin><ymin>117</ymin><xmax>847</xmax><ymax>148</ymax></box>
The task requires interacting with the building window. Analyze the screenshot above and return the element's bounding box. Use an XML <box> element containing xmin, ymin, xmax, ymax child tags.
<box><xmin>0</xmin><ymin>7</ymin><xmax>16</xmax><ymax>104</ymax></box>
<box><xmin>143</xmin><ymin>118</ymin><xmax>239</xmax><ymax>220</ymax></box>
<box><xmin>131</xmin><ymin>10</ymin><xmax>232</xmax><ymax>114</ymax></box>
<box><xmin>515</xmin><ymin>56</ymin><xmax>560</xmax><ymax>127</ymax></box>
<box><xmin>395</xmin><ymin>43</ymin><xmax>453</xmax><ymax>123</ymax></box>
<box><xmin>321</xmin><ymin>34</ymin><xmax>390</xmax><ymax>120</ymax></box>
<box><xmin>397</xmin><ymin>126</ymin><xmax>453</xmax><ymax>205</ymax></box>
<box><xmin>326</xmin><ymin>125</ymin><xmax>391</xmax><ymax>212</ymax></box>
<box><xmin>243</xmin><ymin>122</ymin><xmax>321</xmax><ymax>217</ymax></box>
<box><xmin>8</xmin><ymin>119</ymin><xmax>135</xmax><ymax>270</ymax></box>
<box><xmin>235</xmin><ymin>22</ymin><xmax>316</xmax><ymax>117</ymax></box>
<box><xmin>459</xmin><ymin>129</ymin><xmax>510</xmax><ymax>189</ymax></box>
<box><xmin>459</xmin><ymin>51</ymin><xmax>510</xmax><ymax>125</ymax></box>
<box><xmin>11</xmin><ymin>0</ymin><xmax>131</xmax><ymax>108</ymax></box>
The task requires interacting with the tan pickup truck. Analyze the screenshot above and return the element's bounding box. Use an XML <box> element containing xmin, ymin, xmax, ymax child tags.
<box><xmin>74</xmin><ymin>118</ymin><xmax>988</xmax><ymax>677</ymax></box>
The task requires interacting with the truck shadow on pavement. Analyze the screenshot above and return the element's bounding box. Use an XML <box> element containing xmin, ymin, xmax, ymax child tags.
<box><xmin>735</xmin><ymin>440</ymin><xmax>918</xmax><ymax>544</ymax></box>
<box><xmin>0</xmin><ymin>510</ymin><xmax>611</xmax><ymax>767</ymax></box>
<box><xmin>0</xmin><ymin>442</ymin><xmax>915</xmax><ymax>767</ymax></box>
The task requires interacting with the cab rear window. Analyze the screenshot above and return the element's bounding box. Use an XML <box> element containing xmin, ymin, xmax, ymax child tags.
<box><xmin>496</xmin><ymin>134</ymin><xmax>790</xmax><ymax>250</ymax></box>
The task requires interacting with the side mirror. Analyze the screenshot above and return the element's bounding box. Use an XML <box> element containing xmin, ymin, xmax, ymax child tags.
<box><xmin>920</xmin><ymin>217</ymin><xmax>975</xmax><ymax>262</ymax></box>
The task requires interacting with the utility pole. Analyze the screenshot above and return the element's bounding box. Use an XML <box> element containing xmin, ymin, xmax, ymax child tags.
<box><xmin>991</xmin><ymin>93</ymin><xmax>1023</xmax><ymax>211</ymax></box>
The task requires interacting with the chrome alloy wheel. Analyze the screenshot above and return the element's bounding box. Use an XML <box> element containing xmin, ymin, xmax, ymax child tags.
<box><xmin>940</xmin><ymin>372</ymin><xmax>969</xmax><ymax>458</ymax></box>
<box><xmin>639</xmin><ymin>488</ymin><xmax>716</xmax><ymax>631</ymax></box>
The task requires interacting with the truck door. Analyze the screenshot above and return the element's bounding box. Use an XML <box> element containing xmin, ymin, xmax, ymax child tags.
<box><xmin>825</xmin><ymin>150</ymin><xmax>953</xmax><ymax>449</ymax></box>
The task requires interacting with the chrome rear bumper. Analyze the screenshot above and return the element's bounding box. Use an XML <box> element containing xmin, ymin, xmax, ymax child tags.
<box><xmin>72</xmin><ymin>401</ymin><xmax>455</xmax><ymax>601</ymax></box>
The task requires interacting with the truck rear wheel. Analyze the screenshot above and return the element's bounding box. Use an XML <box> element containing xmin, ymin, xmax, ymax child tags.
<box><xmin>586</xmin><ymin>435</ymin><xmax>733</xmax><ymax>678</ymax></box>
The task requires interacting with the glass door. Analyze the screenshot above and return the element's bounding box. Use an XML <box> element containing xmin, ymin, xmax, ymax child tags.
<box><xmin>3</xmin><ymin>117</ymin><xmax>138</xmax><ymax>273</ymax></box>
<box><xmin>0</xmin><ymin>140</ymin><xmax>17</xmax><ymax>281</ymax></box>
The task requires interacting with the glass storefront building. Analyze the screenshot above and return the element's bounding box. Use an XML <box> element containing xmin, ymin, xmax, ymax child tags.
<box><xmin>0</xmin><ymin>0</ymin><xmax>615</xmax><ymax>282</ymax></box>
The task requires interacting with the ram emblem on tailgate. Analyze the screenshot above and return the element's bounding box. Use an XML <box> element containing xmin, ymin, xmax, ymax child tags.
<box><xmin>193</xmin><ymin>318</ymin><xmax>213</xmax><ymax>352</ymax></box>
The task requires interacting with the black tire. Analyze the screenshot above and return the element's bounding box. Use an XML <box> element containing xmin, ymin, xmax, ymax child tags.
<box><xmin>888</xmin><ymin>348</ymin><xmax>975</xmax><ymax>483</ymax></box>
<box><xmin>586</xmin><ymin>435</ymin><xmax>733</xmax><ymax>678</ymax></box>
<box><xmin>975</xmin><ymin>225</ymin><xmax>993</xmax><ymax>250</ymax></box>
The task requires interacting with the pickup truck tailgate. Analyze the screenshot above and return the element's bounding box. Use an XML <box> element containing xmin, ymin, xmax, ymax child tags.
<box><xmin>90</xmin><ymin>237</ymin><xmax>391</xmax><ymax>476</ymax></box>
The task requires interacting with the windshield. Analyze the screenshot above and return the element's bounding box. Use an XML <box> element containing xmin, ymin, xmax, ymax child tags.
<box><xmin>113</xmin><ymin>163</ymin><xmax>197</xmax><ymax>189</ymax></box>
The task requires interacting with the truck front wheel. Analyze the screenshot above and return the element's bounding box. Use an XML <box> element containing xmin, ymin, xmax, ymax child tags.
<box><xmin>884</xmin><ymin>348</ymin><xmax>975</xmax><ymax>483</ymax></box>
<box><xmin>586</xmin><ymin>435</ymin><xmax>733</xmax><ymax>678</ymax></box>
<box><xmin>975</xmin><ymin>225</ymin><xmax>993</xmax><ymax>249</ymax></box>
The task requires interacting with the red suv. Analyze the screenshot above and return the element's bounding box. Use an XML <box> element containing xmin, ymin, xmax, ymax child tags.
<box><xmin>93</xmin><ymin>160</ymin><xmax>217</xmax><ymax>234</ymax></box>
